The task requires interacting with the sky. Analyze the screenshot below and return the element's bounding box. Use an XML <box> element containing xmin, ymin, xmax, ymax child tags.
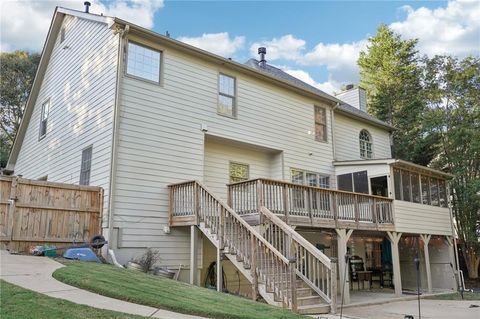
<box><xmin>1</xmin><ymin>0</ymin><xmax>479</xmax><ymax>94</ymax></box>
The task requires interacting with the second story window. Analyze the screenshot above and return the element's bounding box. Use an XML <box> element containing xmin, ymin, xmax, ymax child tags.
<box><xmin>79</xmin><ymin>146</ymin><xmax>93</xmax><ymax>186</ymax></box>
<box><xmin>218</xmin><ymin>74</ymin><xmax>236</xmax><ymax>117</ymax></box>
<box><xmin>126</xmin><ymin>42</ymin><xmax>161</xmax><ymax>83</ymax></box>
<box><xmin>314</xmin><ymin>106</ymin><xmax>327</xmax><ymax>142</ymax></box>
<box><xmin>359</xmin><ymin>129</ymin><xmax>373</xmax><ymax>159</ymax></box>
<box><xmin>39</xmin><ymin>99</ymin><xmax>50</xmax><ymax>139</ymax></box>
<box><xmin>229</xmin><ymin>162</ymin><xmax>249</xmax><ymax>183</ymax></box>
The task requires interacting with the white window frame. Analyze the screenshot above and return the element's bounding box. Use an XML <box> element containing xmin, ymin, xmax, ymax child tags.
<box><xmin>39</xmin><ymin>99</ymin><xmax>50</xmax><ymax>140</ymax></box>
<box><xmin>217</xmin><ymin>73</ymin><xmax>237</xmax><ymax>118</ymax></box>
<box><xmin>359</xmin><ymin>129</ymin><xmax>373</xmax><ymax>159</ymax></box>
<box><xmin>290</xmin><ymin>168</ymin><xmax>330</xmax><ymax>189</ymax></box>
<box><xmin>125</xmin><ymin>40</ymin><xmax>162</xmax><ymax>85</ymax></box>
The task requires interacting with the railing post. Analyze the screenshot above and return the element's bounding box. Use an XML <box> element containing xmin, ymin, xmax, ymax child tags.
<box><xmin>219</xmin><ymin>207</ymin><xmax>224</xmax><ymax>249</ymax></box>
<box><xmin>195</xmin><ymin>183</ymin><xmax>200</xmax><ymax>225</ymax></box>
<box><xmin>250</xmin><ymin>233</ymin><xmax>258</xmax><ymax>301</ymax></box>
<box><xmin>256</xmin><ymin>179</ymin><xmax>264</xmax><ymax>223</ymax></box>
<box><xmin>332</xmin><ymin>193</ymin><xmax>338</xmax><ymax>227</ymax></box>
<box><xmin>168</xmin><ymin>185</ymin><xmax>173</xmax><ymax>226</ymax></box>
<box><xmin>330</xmin><ymin>258</ymin><xmax>337</xmax><ymax>314</ymax></box>
<box><xmin>288</xmin><ymin>256</ymin><xmax>297</xmax><ymax>313</ymax></box>
<box><xmin>354</xmin><ymin>194</ymin><xmax>359</xmax><ymax>225</ymax></box>
<box><xmin>283</xmin><ymin>184</ymin><xmax>289</xmax><ymax>224</ymax></box>
<box><xmin>372</xmin><ymin>198</ymin><xmax>378</xmax><ymax>228</ymax></box>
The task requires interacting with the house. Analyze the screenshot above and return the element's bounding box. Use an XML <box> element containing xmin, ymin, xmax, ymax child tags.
<box><xmin>7</xmin><ymin>5</ymin><xmax>459</xmax><ymax>314</ymax></box>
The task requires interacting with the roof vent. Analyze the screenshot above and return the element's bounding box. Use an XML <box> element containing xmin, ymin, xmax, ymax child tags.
<box><xmin>258</xmin><ymin>47</ymin><xmax>267</xmax><ymax>68</ymax></box>
<box><xmin>84</xmin><ymin>1</ymin><xmax>91</xmax><ymax>13</ymax></box>
<box><xmin>346</xmin><ymin>84</ymin><xmax>354</xmax><ymax>90</ymax></box>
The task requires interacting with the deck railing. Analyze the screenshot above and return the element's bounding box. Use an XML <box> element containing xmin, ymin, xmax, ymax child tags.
<box><xmin>228</xmin><ymin>178</ymin><xmax>394</xmax><ymax>226</ymax></box>
<box><xmin>169</xmin><ymin>181</ymin><xmax>298</xmax><ymax>311</ymax></box>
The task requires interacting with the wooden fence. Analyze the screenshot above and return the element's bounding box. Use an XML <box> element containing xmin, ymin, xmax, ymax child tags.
<box><xmin>0</xmin><ymin>176</ymin><xmax>103</xmax><ymax>253</ymax></box>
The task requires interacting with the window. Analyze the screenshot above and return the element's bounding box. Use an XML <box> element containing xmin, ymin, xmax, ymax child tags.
<box><xmin>126</xmin><ymin>42</ymin><xmax>161</xmax><ymax>83</ymax></box>
<box><xmin>394</xmin><ymin>167</ymin><xmax>448</xmax><ymax>207</ymax></box>
<box><xmin>291</xmin><ymin>169</ymin><xmax>330</xmax><ymax>188</ymax></box>
<box><xmin>218</xmin><ymin>74</ymin><xmax>236</xmax><ymax>117</ymax></box>
<box><xmin>371</xmin><ymin>176</ymin><xmax>388</xmax><ymax>197</ymax></box>
<box><xmin>39</xmin><ymin>99</ymin><xmax>50</xmax><ymax>139</ymax></box>
<box><xmin>229</xmin><ymin>162</ymin><xmax>249</xmax><ymax>183</ymax></box>
<box><xmin>337</xmin><ymin>171</ymin><xmax>368</xmax><ymax>194</ymax></box>
<box><xmin>79</xmin><ymin>146</ymin><xmax>93</xmax><ymax>186</ymax></box>
<box><xmin>359</xmin><ymin>129</ymin><xmax>373</xmax><ymax>159</ymax></box>
<box><xmin>60</xmin><ymin>27</ymin><xmax>66</xmax><ymax>43</ymax></box>
<box><xmin>314</xmin><ymin>106</ymin><xmax>327</xmax><ymax>142</ymax></box>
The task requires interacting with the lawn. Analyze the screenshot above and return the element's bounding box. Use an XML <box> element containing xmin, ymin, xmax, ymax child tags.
<box><xmin>53</xmin><ymin>260</ymin><xmax>304</xmax><ymax>319</ymax></box>
<box><xmin>0</xmin><ymin>280</ymin><xmax>146</xmax><ymax>319</ymax></box>
<box><xmin>426</xmin><ymin>292</ymin><xmax>480</xmax><ymax>300</ymax></box>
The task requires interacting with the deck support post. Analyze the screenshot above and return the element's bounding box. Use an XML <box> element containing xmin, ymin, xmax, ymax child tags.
<box><xmin>336</xmin><ymin>228</ymin><xmax>353</xmax><ymax>305</ymax></box>
<box><xmin>216</xmin><ymin>246</ymin><xmax>223</xmax><ymax>292</ymax></box>
<box><xmin>387</xmin><ymin>231</ymin><xmax>403</xmax><ymax>296</ymax></box>
<box><xmin>190</xmin><ymin>225</ymin><xmax>199</xmax><ymax>285</ymax></box>
<box><xmin>420</xmin><ymin>234</ymin><xmax>432</xmax><ymax>293</ymax></box>
<box><xmin>445</xmin><ymin>236</ymin><xmax>458</xmax><ymax>290</ymax></box>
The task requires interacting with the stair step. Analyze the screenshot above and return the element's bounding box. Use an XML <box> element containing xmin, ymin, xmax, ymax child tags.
<box><xmin>297</xmin><ymin>295</ymin><xmax>324</xmax><ymax>306</ymax></box>
<box><xmin>297</xmin><ymin>303</ymin><xmax>330</xmax><ymax>315</ymax></box>
<box><xmin>282</xmin><ymin>287</ymin><xmax>313</xmax><ymax>297</ymax></box>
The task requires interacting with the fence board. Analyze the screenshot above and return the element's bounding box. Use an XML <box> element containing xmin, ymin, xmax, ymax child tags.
<box><xmin>0</xmin><ymin>176</ymin><xmax>103</xmax><ymax>252</ymax></box>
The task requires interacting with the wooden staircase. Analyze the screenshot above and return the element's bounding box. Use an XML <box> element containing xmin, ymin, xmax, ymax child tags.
<box><xmin>169</xmin><ymin>181</ymin><xmax>337</xmax><ymax>315</ymax></box>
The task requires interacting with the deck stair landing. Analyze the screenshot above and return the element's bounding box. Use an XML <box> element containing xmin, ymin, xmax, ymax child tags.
<box><xmin>169</xmin><ymin>181</ymin><xmax>337</xmax><ymax>315</ymax></box>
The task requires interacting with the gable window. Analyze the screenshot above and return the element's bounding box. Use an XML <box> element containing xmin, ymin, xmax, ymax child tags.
<box><xmin>126</xmin><ymin>42</ymin><xmax>161</xmax><ymax>83</ymax></box>
<box><xmin>359</xmin><ymin>129</ymin><xmax>372</xmax><ymax>159</ymax></box>
<box><xmin>229</xmin><ymin>162</ymin><xmax>249</xmax><ymax>183</ymax></box>
<box><xmin>39</xmin><ymin>99</ymin><xmax>50</xmax><ymax>139</ymax></box>
<box><xmin>79</xmin><ymin>146</ymin><xmax>93</xmax><ymax>186</ymax></box>
<box><xmin>314</xmin><ymin>106</ymin><xmax>327</xmax><ymax>142</ymax></box>
<box><xmin>218</xmin><ymin>74</ymin><xmax>236</xmax><ymax>117</ymax></box>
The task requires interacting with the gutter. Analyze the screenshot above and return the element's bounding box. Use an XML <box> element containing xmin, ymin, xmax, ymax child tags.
<box><xmin>107</xmin><ymin>22</ymin><xmax>129</xmax><ymax>251</ymax></box>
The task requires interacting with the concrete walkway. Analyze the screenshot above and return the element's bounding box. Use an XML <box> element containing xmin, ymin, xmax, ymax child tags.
<box><xmin>0</xmin><ymin>250</ymin><xmax>206</xmax><ymax>319</ymax></box>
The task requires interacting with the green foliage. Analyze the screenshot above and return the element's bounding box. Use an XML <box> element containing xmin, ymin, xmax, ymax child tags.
<box><xmin>358</xmin><ymin>24</ymin><xmax>437</xmax><ymax>165</ymax></box>
<box><xmin>0</xmin><ymin>50</ymin><xmax>40</xmax><ymax>168</ymax></box>
<box><xmin>0</xmin><ymin>280</ymin><xmax>144</xmax><ymax>319</ymax></box>
<box><xmin>54</xmin><ymin>260</ymin><xmax>304</xmax><ymax>319</ymax></box>
<box><xmin>422</xmin><ymin>55</ymin><xmax>480</xmax><ymax>278</ymax></box>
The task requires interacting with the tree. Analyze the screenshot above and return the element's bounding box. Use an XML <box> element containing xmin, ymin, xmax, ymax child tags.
<box><xmin>358</xmin><ymin>24</ymin><xmax>438</xmax><ymax>165</ymax></box>
<box><xmin>423</xmin><ymin>55</ymin><xmax>480</xmax><ymax>279</ymax></box>
<box><xmin>0</xmin><ymin>51</ymin><xmax>40</xmax><ymax>168</ymax></box>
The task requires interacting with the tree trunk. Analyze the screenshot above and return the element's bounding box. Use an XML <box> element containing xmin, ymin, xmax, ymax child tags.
<box><xmin>462</xmin><ymin>245</ymin><xmax>480</xmax><ymax>279</ymax></box>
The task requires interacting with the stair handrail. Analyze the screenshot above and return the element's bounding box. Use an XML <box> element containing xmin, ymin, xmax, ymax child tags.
<box><xmin>260</xmin><ymin>206</ymin><xmax>337</xmax><ymax>307</ymax></box>
<box><xmin>260</xmin><ymin>206</ymin><xmax>332</xmax><ymax>267</ymax></box>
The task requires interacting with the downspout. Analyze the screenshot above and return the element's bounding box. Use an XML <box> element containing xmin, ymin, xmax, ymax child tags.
<box><xmin>331</xmin><ymin>103</ymin><xmax>339</xmax><ymax>188</ymax></box>
<box><xmin>107</xmin><ymin>23</ymin><xmax>129</xmax><ymax>254</ymax></box>
<box><xmin>331</xmin><ymin>103</ymin><xmax>339</xmax><ymax>161</ymax></box>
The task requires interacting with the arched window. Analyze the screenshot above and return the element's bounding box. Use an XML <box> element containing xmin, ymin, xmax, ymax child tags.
<box><xmin>359</xmin><ymin>129</ymin><xmax>372</xmax><ymax>159</ymax></box>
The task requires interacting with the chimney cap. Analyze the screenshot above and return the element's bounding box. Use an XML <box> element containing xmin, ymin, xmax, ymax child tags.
<box><xmin>258</xmin><ymin>47</ymin><xmax>266</xmax><ymax>54</ymax></box>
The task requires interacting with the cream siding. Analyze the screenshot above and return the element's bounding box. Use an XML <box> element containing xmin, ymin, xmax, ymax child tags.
<box><xmin>393</xmin><ymin>200</ymin><xmax>452</xmax><ymax>235</ymax></box>
<box><xmin>112</xmin><ymin>34</ymin><xmax>336</xmax><ymax>265</ymax></box>
<box><xmin>334</xmin><ymin>113</ymin><xmax>392</xmax><ymax>161</ymax></box>
<box><xmin>14</xmin><ymin>16</ymin><xmax>118</xmax><ymax>225</ymax></box>
<box><xmin>204</xmin><ymin>138</ymin><xmax>276</xmax><ymax>200</ymax></box>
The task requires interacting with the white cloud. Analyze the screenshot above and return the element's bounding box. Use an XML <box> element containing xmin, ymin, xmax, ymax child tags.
<box><xmin>0</xmin><ymin>0</ymin><xmax>164</xmax><ymax>52</ymax></box>
<box><xmin>390</xmin><ymin>0</ymin><xmax>480</xmax><ymax>57</ymax></box>
<box><xmin>250</xmin><ymin>35</ymin><xmax>305</xmax><ymax>60</ymax></box>
<box><xmin>177</xmin><ymin>32</ymin><xmax>245</xmax><ymax>57</ymax></box>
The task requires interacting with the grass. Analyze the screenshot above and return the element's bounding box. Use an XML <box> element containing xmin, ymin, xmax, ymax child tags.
<box><xmin>0</xmin><ymin>280</ymin><xmax>146</xmax><ymax>319</ymax></box>
<box><xmin>425</xmin><ymin>292</ymin><xmax>480</xmax><ymax>300</ymax></box>
<box><xmin>53</xmin><ymin>260</ymin><xmax>304</xmax><ymax>319</ymax></box>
